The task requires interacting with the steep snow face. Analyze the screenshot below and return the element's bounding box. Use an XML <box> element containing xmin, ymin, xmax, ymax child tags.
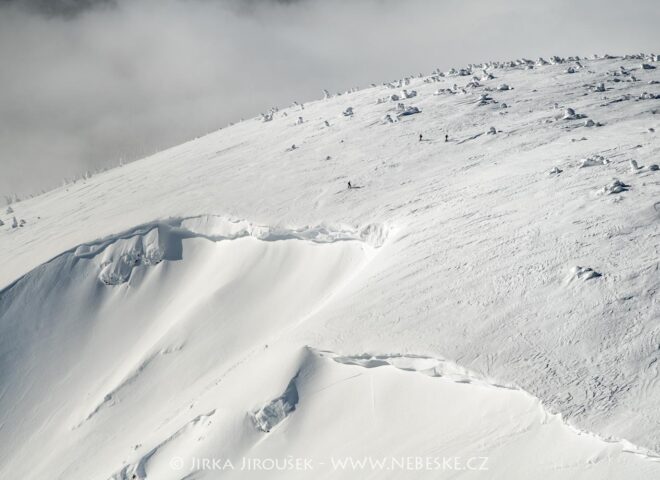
<box><xmin>0</xmin><ymin>218</ymin><xmax>379</xmax><ymax>479</ymax></box>
<box><xmin>0</xmin><ymin>54</ymin><xmax>659</xmax><ymax>478</ymax></box>
<box><xmin>108</xmin><ymin>347</ymin><xmax>660</xmax><ymax>480</ymax></box>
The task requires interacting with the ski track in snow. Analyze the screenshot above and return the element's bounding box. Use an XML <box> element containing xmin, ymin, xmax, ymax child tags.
<box><xmin>0</xmin><ymin>53</ymin><xmax>659</xmax><ymax>479</ymax></box>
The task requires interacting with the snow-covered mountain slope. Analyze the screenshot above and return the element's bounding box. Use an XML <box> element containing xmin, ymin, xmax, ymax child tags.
<box><xmin>0</xmin><ymin>54</ymin><xmax>659</xmax><ymax>479</ymax></box>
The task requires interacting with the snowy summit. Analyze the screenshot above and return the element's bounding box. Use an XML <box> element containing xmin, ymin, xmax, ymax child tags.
<box><xmin>1</xmin><ymin>53</ymin><xmax>660</xmax><ymax>480</ymax></box>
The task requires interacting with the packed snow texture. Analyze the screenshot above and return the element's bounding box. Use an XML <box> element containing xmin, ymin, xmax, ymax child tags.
<box><xmin>0</xmin><ymin>53</ymin><xmax>659</xmax><ymax>479</ymax></box>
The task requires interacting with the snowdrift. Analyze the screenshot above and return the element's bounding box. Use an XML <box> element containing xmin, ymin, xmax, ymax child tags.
<box><xmin>0</xmin><ymin>217</ymin><xmax>381</xmax><ymax>479</ymax></box>
<box><xmin>106</xmin><ymin>347</ymin><xmax>660</xmax><ymax>480</ymax></box>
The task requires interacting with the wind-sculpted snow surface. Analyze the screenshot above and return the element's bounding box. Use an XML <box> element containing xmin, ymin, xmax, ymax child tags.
<box><xmin>66</xmin><ymin>216</ymin><xmax>388</xmax><ymax>286</ymax></box>
<box><xmin>0</xmin><ymin>53</ymin><xmax>659</xmax><ymax>478</ymax></box>
<box><xmin>0</xmin><ymin>218</ymin><xmax>381</xmax><ymax>479</ymax></box>
<box><xmin>106</xmin><ymin>347</ymin><xmax>660</xmax><ymax>479</ymax></box>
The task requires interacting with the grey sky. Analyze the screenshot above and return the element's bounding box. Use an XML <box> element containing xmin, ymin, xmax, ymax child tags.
<box><xmin>0</xmin><ymin>0</ymin><xmax>658</xmax><ymax>198</ymax></box>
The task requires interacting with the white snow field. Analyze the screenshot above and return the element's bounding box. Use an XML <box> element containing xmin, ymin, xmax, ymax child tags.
<box><xmin>0</xmin><ymin>54</ymin><xmax>659</xmax><ymax>479</ymax></box>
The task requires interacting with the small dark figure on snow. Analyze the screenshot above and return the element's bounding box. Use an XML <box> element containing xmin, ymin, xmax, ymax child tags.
<box><xmin>347</xmin><ymin>181</ymin><xmax>352</xmax><ymax>189</ymax></box>
<box><xmin>419</xmin><ymin>133</ymin><xmax>423</xmax><ymax>142</ymax></box>
<box><xmin>445</xmin><ymin>134</ymin><xmax>449</xmax><ymax>142</ymax></box>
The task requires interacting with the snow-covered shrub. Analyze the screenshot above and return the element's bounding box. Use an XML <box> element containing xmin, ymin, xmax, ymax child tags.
<box><xmin>477</xmin><ymin>93</ymin><xmax>494</xmax><ymax>106</ymax></box>
<box><xmin>601</xmin><ymin>179</ymin><xmax>629</xmax><ymax>194</ymax></box>
<box><xmin>396</xmin><ymin>106</ymin><xmax>421</xmax><ymax>118</ymax></box>
<box><xmin>567</xmin><ymin>266</ymin><xmax>602</xmax><ymax>282</ymax></box>
<box><xmin>497</xmin><ymin>83</ymin><xmax>511</xmax><ymax>91</ymax></box>
<box><xmin>579</xmin><ymin>155</ymin><xmax>609</xmax><ymax>168</ymax></box>
<box><xmin>562</xmin><ymin>108</ymin><xmax>585</xmax><ymax>120</ymax></box>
